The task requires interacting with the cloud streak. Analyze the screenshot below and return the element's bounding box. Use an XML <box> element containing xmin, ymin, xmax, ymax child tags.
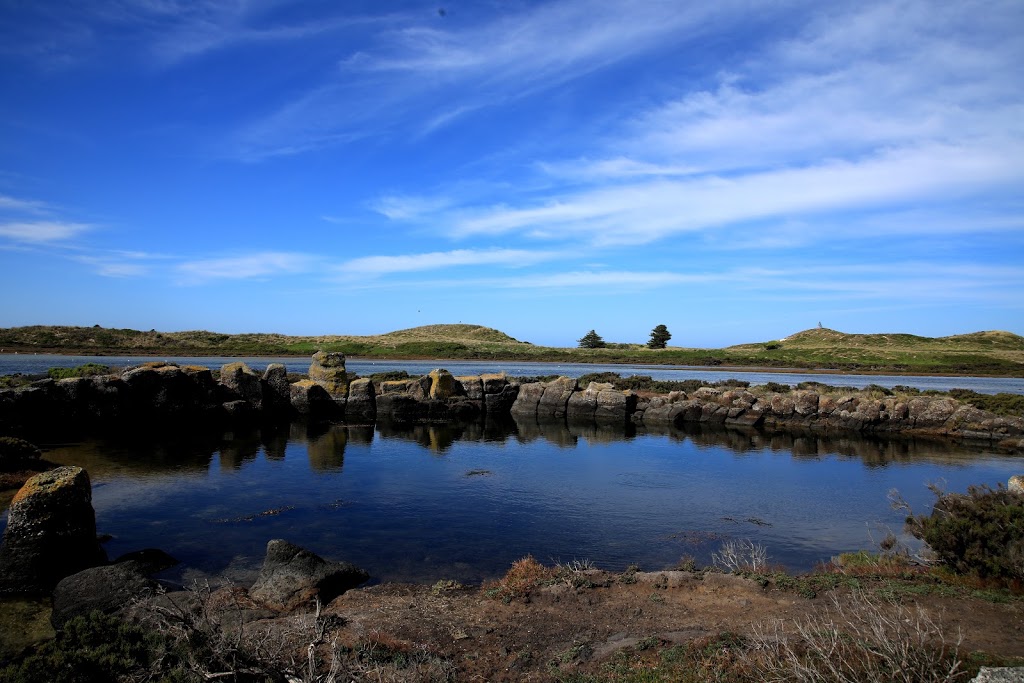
<box><xmin>0</xmin><ymin>221</ymin><xmax>91</xmax><ymax>244</ymax></box>
<box><xmin>176</xmin><ymin>252</ymin><xmax>318</xmax><ymax>284</ymax></box>
<box><xmin>336</xmin><ymin>248</ymin><xmax>563</xmax><ymax>276</ymax></box>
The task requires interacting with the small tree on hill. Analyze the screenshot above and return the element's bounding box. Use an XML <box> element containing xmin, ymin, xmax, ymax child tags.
<box><xmin>647</xmin><ymin>324</ymin><xmax>671</xmax><ymax>349</ymax></box>
<box><xmin>578</xmin><ymin>330</ymin><xmax>606</xmax><ymax>349</ymax></box>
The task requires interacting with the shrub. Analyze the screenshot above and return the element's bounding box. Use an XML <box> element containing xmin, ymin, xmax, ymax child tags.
<box><xmin>904</xmin><ymin>484</ymin><xmax>1024</xmax><ymax>582</ymax></box>
<box><xmin>577</xmin><ymin>371</ymin><xmax>624</xmax><ymax>385</ymax></box>
<box><xmin>948</xmin><ymin>390</ymin><xmax>1024</xmax><ymax>418</ymax></box>
<box><xmin>0</xmin><ymin>610</ymin><xmax>184</xmax><ymax>683</ymax></box>
<box><xmin>46</xmin><ymin>363</ymin><xmax>112</xmax><ymax>380</ymax></box>
<box><xmin>483</xmin><ymin>555</ymin><xmax>555</xmax><ymax>603</ymax></box>
<box><xmin>763</xmin><ymin>382</ymin><xmax>791</xmax><ymax>393</ymax></box>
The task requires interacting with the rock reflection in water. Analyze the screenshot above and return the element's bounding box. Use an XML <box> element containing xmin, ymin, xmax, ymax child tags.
<box><xmin>14</xmin><ymin>415</ymin><xmax>1020</xmax><ymax>586</ymax></box>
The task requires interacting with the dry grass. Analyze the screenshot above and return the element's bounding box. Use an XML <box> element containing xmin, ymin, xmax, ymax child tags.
<box><xmin>483</xmin><ymin>555</ymin><xmax>557</xmax><ymax>603</ymax></box>
<box><xmin>749</xmin><ymin>591</ymin><xmax>965</xmax><ymax>683</ymax></box>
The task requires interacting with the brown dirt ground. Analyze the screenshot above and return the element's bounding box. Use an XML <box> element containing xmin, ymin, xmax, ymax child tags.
<box><xmin>322</xmin><ymin>569</ymin><xmax>1024</xmax><ymax>681</ymax></box>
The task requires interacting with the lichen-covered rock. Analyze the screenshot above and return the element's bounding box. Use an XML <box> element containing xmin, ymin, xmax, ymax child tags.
<box><xmin>539</xmin><ymin>376</ymin><xmax>577</xmax><ymax>419</ymax></box>
<box><xmin>249</xmin><ymin>539</ymin><xmax>368</xmax><ymax>612</ymax></box>
<box><xmin>595</xmin><ymin>387</ymin><xmax>637</xmax><ymax>423</ymax></box>
<box><xmin>566</xmin><ymin>381</ymin><xmax>610</xmax><ymax>420</ymax></box>
<box><xmin>481</xmin><ymin>373</ymin><xmax>508</xmax><ymax>395</ymax></box>
<box><xmin>510</xmin><ymin>382</ymin><xmax>545</xmax><ymax>417</ymax></box>
<box><xmin>308</xmin><ymin>351</ymin><xmax>349</xmax><ymax>398</ymax></box>
<box><xmin>428</xmin><ymin>369</ymin><xmax>457</xmax><ymax>400</ymax></box>
<box><xmin>793</xmin><ymin>391</ymin><xmax>819</xmax><ymax>416</ymax></box>
<box><xmin>769</xmin><ymin>394</ymin><xmax>796</xmax><ymax>416</ymax></box>
<box><xmin>0</xmin><ymin>466</ymin><xmax>107</xmax><ymax>593</ymax></box>
<box><xmin>485</xmin><ymin>383</ymin><xmax>519</xmax><ymax>413</ymax></box>
<box><xmin>262</xmin><ymin>363</ymin><xmax>291</xmax><ymax>411</ymax></box>
<box><xmin>456</xmin><ymin>376</ymin><xmax>484</xmax><ymax>400</ymax></box>
<box><xmin>346</xmin><ymin>378</ymin><xmax>376</xmax><ymax>422</ymax></box>
<box><xmin>642</xmin><ymin>393</ymin><xmax>687</xmax><ymax>425</ymax></box>
<box><xmin>220</xmin><ymin>362</ymin><xmax>264</xmax><ymax>410</ymax></box>
<box><xmin>908</xmin><ymin>397</ymin><xmax>958</xmax><ymax>429</ymax></box>
<box><xmin>289</xmin><ymin>380</ymin><xmax>339</xmax><ymax>416</ymax></box>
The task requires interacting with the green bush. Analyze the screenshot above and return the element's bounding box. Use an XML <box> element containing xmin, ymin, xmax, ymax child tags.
<box><xmin>46</xmin><ymin>364</ymin><xmax>111</xmax><ymax>380</ymax></box>
<box><xmin>948</xmin><ymin>389</ymin><xmax>1024</xmax><ymax>418</ymax></box>
<box><xmin>0</xmin><ymin>610</ymin><xmax>189</xmax><ymax>683</ymax></box>
<box><xmin>763</xmin><ymin>382</ymin><xmax>791</xmax><ymax>393</ymax></box>
<box><xmin>906</xmin><ymin>484</ymin><xmax>1024</xmax><ymax>581</ymax></box>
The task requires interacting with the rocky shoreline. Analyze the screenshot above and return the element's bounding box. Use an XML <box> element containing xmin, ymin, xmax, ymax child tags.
<box><xmin>2</xmin><ymin>352</ymin><xmax>1022</xmax><ymax>451</ymax></box>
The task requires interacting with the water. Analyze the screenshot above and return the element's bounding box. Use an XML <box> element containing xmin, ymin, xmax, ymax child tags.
<box><xmin>2</xmin><ymin>354</ymin><xmax>1023</xmax><ymax>394</ymax></box>
<box><xmin>6</xmin><ymin>419</ymin><xmax>1020</xmax><ymax>587</ymax></box>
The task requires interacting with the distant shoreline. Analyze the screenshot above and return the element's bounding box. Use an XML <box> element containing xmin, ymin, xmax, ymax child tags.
<box><xmin>0</xmin><ymin>348</ymin><xmax>1019</xmax><ymax>380</ymax></box>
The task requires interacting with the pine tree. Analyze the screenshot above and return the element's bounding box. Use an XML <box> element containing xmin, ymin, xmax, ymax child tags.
<box><xmin>577</xmin><ymin>329</ymin><xmax>606</xmax><ymax>349</ymax></box>
<box><xmin>647</xmin><ymin>324</ymin><xmax>671</xmax><ymax>349</ymax></box>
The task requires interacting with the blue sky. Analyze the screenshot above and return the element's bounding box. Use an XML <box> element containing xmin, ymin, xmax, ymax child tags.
<box><xmin>1</xmin><ymin>0</ymin><xmax>1022</xmax><ymax>348</ymax></box>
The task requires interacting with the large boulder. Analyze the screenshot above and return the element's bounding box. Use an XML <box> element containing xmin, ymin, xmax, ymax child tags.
<box><xmin>0</xmin><ymin>466</ymin><xmax>107</xmax><ymax>593</ymax></box>
<box><xmin>220</xmin><ymin>362</ymin><xmax>264</xmax><ymax>410</ymax></box>
<box><xmin>456</xmin><ymin>376</ymin><xmax>484</xmax><ymax>400</ymax></box>
<box><xmin>510</xmin><ymin>382</ymin><xmax>545</xmax><ymax>417</ymax></box>
<box><xmin>346</xmin><ymin>378</ymin><xmax>376</xmax><ymax>422</ymax></box>
<box><xmin>428</xmin><ymin>369</ymin><xmax>457</xmax><ymax>400</ymax></box>
<box><xmin>51</xmin><ymin>561</ymin><xmax>159</xmax><ymax>629</ymax></box>
<box><xmin>261</xmin><ymin>363</ymin><xmax>291</xmax><ymax>412</ymax></box>
<box><xmin>486</xmin><ymin>384</ymin><xmax>520</xmax><ymax>413</ymax></box>
<box><xmin>539</xmin><ymin>376</ymin><xmax>577</xmax><ymax>419</ymax></box>
<box><xmin>289</xmin><ymin>380</ymin><xmax>340</xmax><ymax>417</ymax></box>
<box><xmin>308</xmin><ymin>352</ymin><xmax>349</xmax><ymax>398</ymax></box>
<box><xmin>249</xmin><ymin>539</ymin><xmax>368</xmax><ymax>611</ymax></box>
<box><xmin>595</xmin><ymin>387</ymin><xmax>638</xmax><ymax>423</ymax></box>
<box><xmin>566</xmin><ymin>382</ymin><xmax>610</xmax><ymax>421</ymax></box>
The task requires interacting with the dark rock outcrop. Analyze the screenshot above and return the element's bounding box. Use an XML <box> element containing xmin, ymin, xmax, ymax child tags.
<box><xmin>290</xmin><ymin>380</ymin><xmax>340</xmax><ymax>417</ymax></box>
<box><xmin>220</xmin><ymin>362</ymin><xmax>264</xmax><ymax>411</ymax></box>
<box><xmin>0</xmin><ymin>466</ymin><xmax>107</xmax><ymax>593</ymax></box>
<box><xmin>51</xmin><ymin>560</ymin><xmax>159</xmax><ymax>628</ymax></box>
<box><xmin>249</xmin><ymin>539</ymin><xmax>368</xmax><ymax>611</ymax></box>
<box><xmin>345</xmin><ymin>378</ymin><xmax>376</xmax><ymax>422</ymax></box>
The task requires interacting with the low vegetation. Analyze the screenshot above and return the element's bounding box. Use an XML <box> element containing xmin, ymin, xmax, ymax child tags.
<box><xmin>901</xmin><ymin>484</ymin><xmax>1024</xmax><ymax>584</ymax></box>
<box><xmin>1</xmin><ymin>324</ymin><xmax>1022</xmax><ymax>376</ymax></box>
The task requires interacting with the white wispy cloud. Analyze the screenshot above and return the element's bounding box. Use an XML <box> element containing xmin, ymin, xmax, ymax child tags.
<box><xmin>453</xmin><ymin>142</ymin><xmax>1024</xmax><ymax>245</ymax></box>
<box><xmin>233</xmin><ymin>0</ymin><xmax>748</xmax><ymax>158</ymax></box>
<box><xmin>176</xmin><ymin>251</ymin><xmax>318</xmax><ymax>284</ymax></box>
<box><xmin>435</xmin><ymin>0</ymin><xmax>1024</xmax><ymax>248</ymax></box>
<box><xmin>336</xmin><ymin>248</ymin><xmax>563</xmax><ymax>276</ymax></box>
<box><xmin>0</xmin><ymin>194</ymin><xmax>50</xmax><ymax>214</ymax></box>
<box><xmin>0</xmin><ymin>221</ymin><xmax>91</xmax><ymax>243</ymax></box>
<box><xmin>370</xmin><ymin>194</ymin><xmax>455</xmax><ymax>221</ymax></box>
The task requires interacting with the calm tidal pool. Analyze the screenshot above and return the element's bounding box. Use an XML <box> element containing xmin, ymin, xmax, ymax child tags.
<box><xmin>6</xmin><ymin>419</ymin><xmax>1022</xmax><ymax>587</ymax></box>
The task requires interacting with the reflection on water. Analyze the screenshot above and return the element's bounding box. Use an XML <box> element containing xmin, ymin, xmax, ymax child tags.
<box><xmin>5</xmin><ymin>418</ymin><xmax>1020</xmax><ymax>586</ymax></box>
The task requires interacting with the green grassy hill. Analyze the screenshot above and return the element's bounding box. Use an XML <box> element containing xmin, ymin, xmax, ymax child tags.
<box><xmin>1</xmin><ymin>324</ymin><xmax>1022</xmax><ymax>376</ymax></box>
